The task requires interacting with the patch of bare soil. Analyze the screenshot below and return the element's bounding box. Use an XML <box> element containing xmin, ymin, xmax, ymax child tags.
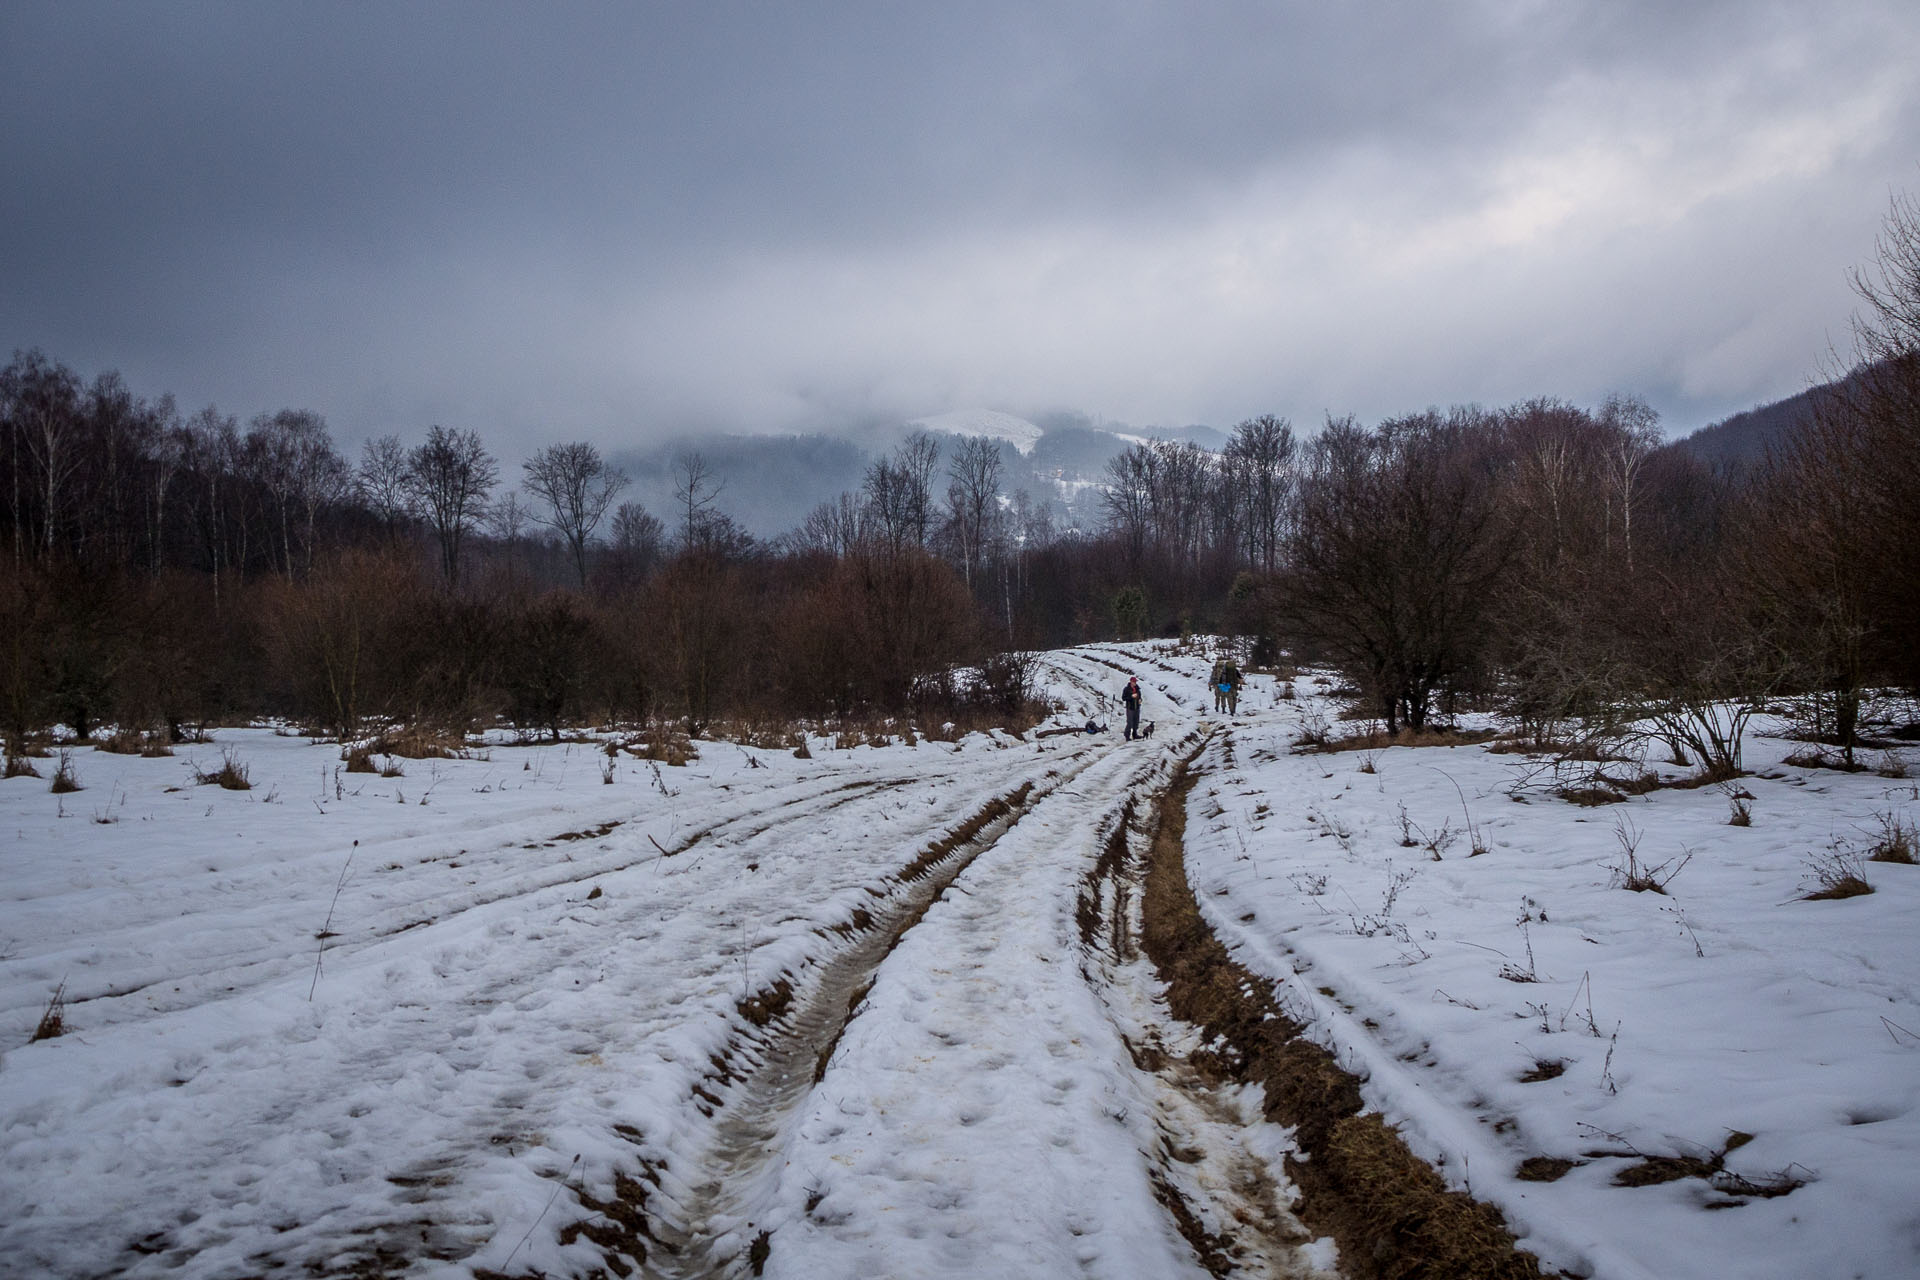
<box><xmin>1077</xmin><ymin>782</ymin><xmax>1315</xmax><ymax>1278</ymax></box>
<box><xmin>1140</xmin><ymin>751</ymin><xmax>1550</xmax><ymax>1280</ymax></box>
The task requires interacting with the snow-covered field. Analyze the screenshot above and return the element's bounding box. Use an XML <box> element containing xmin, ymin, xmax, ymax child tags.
<box><xmin>1156</xmin><ymin>651</ymin><xmax>1920</xmax><ymax>1280</ymax></box>
<box><xmin>1</xmin><ymin>645</ymin><xmax>1915</xmax><ymax>1279</ymax></box>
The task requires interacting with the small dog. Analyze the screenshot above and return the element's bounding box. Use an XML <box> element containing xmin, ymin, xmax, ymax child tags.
<box><xmin>1142</xmin><ymin>720</ymin><xmax>1156</xmax><ymax>739</ymax></box>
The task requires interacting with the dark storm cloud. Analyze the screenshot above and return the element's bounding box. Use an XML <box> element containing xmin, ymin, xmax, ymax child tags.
<box><xmin>3</xmin><ymin>1</ymin><xmax>1917</xmax><ymax>452</ymax></box>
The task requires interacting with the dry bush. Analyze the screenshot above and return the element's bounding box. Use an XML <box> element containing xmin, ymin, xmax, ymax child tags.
<box><xmin>95</xmin><ymin>728</ymin><xmax>146</xmax><ymax>755</ymax></box>
<box><xmin>621</xmin><ymin>725</ymin><xmax>698</xmax><ymax>766</ymax></box>
<box><xmin>1803</xmin><ymin>840</ymin><xmax>1874</xmax><ymax>899</ymax></box>
<box><xmin>190</xmin><ymin>747</ymin><xmax>251</xmax><ymax>790</ymax></box>
<box><xmin>30</xmin><ymin>981</ymin><xmax>67</xmax><ymax>1043</ymax></box>
<box><xmin>4</xmin><ymin>752</ymin><xmax>40</xmax><ymax>779</ymax></box>
<box><xmin>262</xmin><ymin>549</ymin><xmax>422</xmax><ymax>741</ymax></box>
<box><xmin>1724</xmin><ymin>786</ymin><xmax>1755</xmax><ymax>827</ymax></box>
<box><xmin>1867</xmin><ymin>810</ymin><xmax>1916</xmax><ymax>864</ymax></box>
<box><xmin>341</xmin><ymin>744</ymin><xmax>377</xmax><ymax>773</ymax></box>
<box><xmin>48</xmin><ymin>750</ymin><xmax>81</xmax><ymax>794</ymax></box>
<box><xmin>369</xmin><ymin>725</ymin><xmax>468</xmax><ymax>759</ymax></box>
<box><xmin>1783</xmin><ymin>745</ymin><xmax>1870</xmax><ymax>773</ymax></box>
<box><xmin>1605</xmin><ymin>817</ymin><xmax>1690</xmax><ymax>893</ymax></box>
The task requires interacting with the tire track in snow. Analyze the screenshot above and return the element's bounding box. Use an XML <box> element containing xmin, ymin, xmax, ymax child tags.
<box><xmin>630</xmin><ymin>722</ymin><xmax>1326</xmax><ymax>1280</ymax></box>
<box><xmin>627</xmin><ymin>752</ymin><xmax>1111</xmax><ymax>1278</ymax></box>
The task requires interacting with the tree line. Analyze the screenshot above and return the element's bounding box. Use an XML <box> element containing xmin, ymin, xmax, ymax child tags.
<box><xmin>3</xmin><ymin>193</ymin><xmax>1914</xmax><ymax>752</ymax></box>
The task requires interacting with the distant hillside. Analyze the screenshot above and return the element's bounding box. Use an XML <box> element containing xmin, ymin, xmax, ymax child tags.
<box><xmin>604</xmin><ymin>411</ymin><xmax>1235</xmax><ymax>538</ymax></box>
<box><xmin>1668</xmin><ymin>368</ymin><xmax>1876</xmax><ymax>471</ymax></box>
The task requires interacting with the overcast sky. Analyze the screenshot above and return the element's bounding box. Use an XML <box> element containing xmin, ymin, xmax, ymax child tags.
<box><xmin>4</xmin><ymin>1</ymin><xmax>1917</xmax><ymax>454</ymax></box>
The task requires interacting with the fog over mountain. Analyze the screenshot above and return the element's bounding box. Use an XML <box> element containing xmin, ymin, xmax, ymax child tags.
<box><xmin>4</xmin><ymin>3</ymin><xmax>1917</xmax><ymax>460</ymax></box>
<box><xmin>608</xmin><ymin>412</ymin><xmax>1234</xmax><ymax>539</ymax></box>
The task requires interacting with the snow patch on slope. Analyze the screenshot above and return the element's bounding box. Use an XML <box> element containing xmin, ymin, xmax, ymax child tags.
<box><xmin>910</xmin><ymin>409</ymin><xmax>1045</xmax><ymax>456</ymax></box>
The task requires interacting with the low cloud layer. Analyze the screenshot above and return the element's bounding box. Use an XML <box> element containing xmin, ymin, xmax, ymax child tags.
<box><xmin>4</xmin><ymin>1</ymin><xmax>1916</xmax><ymax>452</ymax></box>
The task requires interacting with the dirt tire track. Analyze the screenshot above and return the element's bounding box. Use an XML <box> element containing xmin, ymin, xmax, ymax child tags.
<box><xmin>1072</xmin><ymin>736</ymin><xmax>1319</xmax><ymax>1279</ymax></box>
<box><xmin>1138</xmin><ymin>743</ymin><xmax>1552</xmax><ymax>1280</ymax></box>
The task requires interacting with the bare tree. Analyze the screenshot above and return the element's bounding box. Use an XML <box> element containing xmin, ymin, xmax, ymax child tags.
<box><xmin>246</xmin><ymin>410</ymin><xmax>349</xmax><ymax>578</ymax></box>
<box><xmin>356</xmin><ymin>435</ymin><xmax>412</xmax><ymax>544</ymax></box>
<box><xmin>176</xmin><ymin>406</ymin><xmax>243</xmax><ymax>604</ymax></box>
<box><xmin>672</xmin><ymin>449</ymin><xmax>725</xmax><ymax>552</ymax></box>
<box><xmin>0</xmin><ymin>350</ymin><xmax>83</xmax><ymax>564</ymax></box>
<box><xmin>403</xmin><ymin>425</ymin><xmax>497</xmax><ymax>587</ymax></box>
<box><xmin>1224</xmin><ymin>415</ymin><xmax>1295</xmax><ymax>572</ymax></box>
<box><xmin>1101</xmin><ymin>444</ymin><xmax>1153</xmax><ymax>571</ymax></box>
<box><xmin>862</xmin><ymin>431</ymin><xmax>940</xmax><ymax>556</ymax></box>
<box><xmin>945</xmin><ymin>436</ymin><xmax>1003</xmax><ymax>589</ymax></box>
<box><xmin>1846</xmin><ymin>186</ymin><xmax>1920</xmax><ymax>690</ymax></box>
<box><xmin>605</xmin><ymin>501</ymin><xmax>664</xmax><ymax>585</ymax></box>
<box><xmin>522</xmin><ymin>441</ymin><xmax>629</xmax><ymax>586</ymax></box>
<box><xmin>1598</xmin><ymin>393</ymin><xmax>1661</xmax><ymax>572</ymax></box>
<box><xmin>794</xmin><ymin>492</ymin><xmax>865</xmax><ymax>558</ymax></box>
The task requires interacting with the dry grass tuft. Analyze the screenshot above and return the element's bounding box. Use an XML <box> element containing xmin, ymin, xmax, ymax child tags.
<box><xmin>1803</xmin><ymin>840</ymin><xmax>1874</xmax><ymax>899</ymax></box>
<box><xmin>30</xmin><ymin>981</ymin><xmax>68</xmax><ymax>1042</ymax></box>
<box><xmin>341</xmin><ymin>744</ymin><xmax>378</xmax><ymax>773</ymax></box>
<box><xmin>95</xmin><ymin>729</ymin><xmax>148</xmax><ymax>755</ymax></box>
<box><xmin>1725</xmin><ymin>786</ymin><xmax>1754</xmax><ymax>826</ymax></box>
<box><xmin>190</xmin><ymin>747</ymin><xmax>251</xmax><ymax>790</ymax></box>
<box><xmin>1515</xmin><ymin>1156</ymin><xmax>1578</xmax><ymax>1182</ymax></box>
<box><xmin>1614</xmin><ymin>1154</ymin><xmax>1717</xmax><ymax>1186</ymax></box>
<box><xmin>1867</xmin><ymin>810</ymin><xmax>1917</xmax><ymax>864</ymax></box>
<box><xmin>5</xmin><ymin>752</ymin><xmax>41</xmax><ymax>779</ymax></box>
<box><xmin>736</xmin><ymin>977</ymin><xmax>795</xmax><ymax>1027</ymax></box>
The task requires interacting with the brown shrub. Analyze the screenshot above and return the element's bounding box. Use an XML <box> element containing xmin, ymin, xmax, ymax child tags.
<box><xmin>48</xmin><ymin>750</ymin><xmax>81</xmax><ymax>793</ymax></box>
<box><xmin>369</xmin><ymin>725</ymin><xmax>469</xmax><ymax>759</ymax></box>
<box><xmin>190</xmin><ymin>747</ymin><xmax>251</xmax><ymax>790</ymax></box>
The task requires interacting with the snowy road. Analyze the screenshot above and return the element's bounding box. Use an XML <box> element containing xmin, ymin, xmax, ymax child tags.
<box><xmin>0</xmin><ymin>649</ymin><xmax>1330</xmax><ymax>1279</ymax></box>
